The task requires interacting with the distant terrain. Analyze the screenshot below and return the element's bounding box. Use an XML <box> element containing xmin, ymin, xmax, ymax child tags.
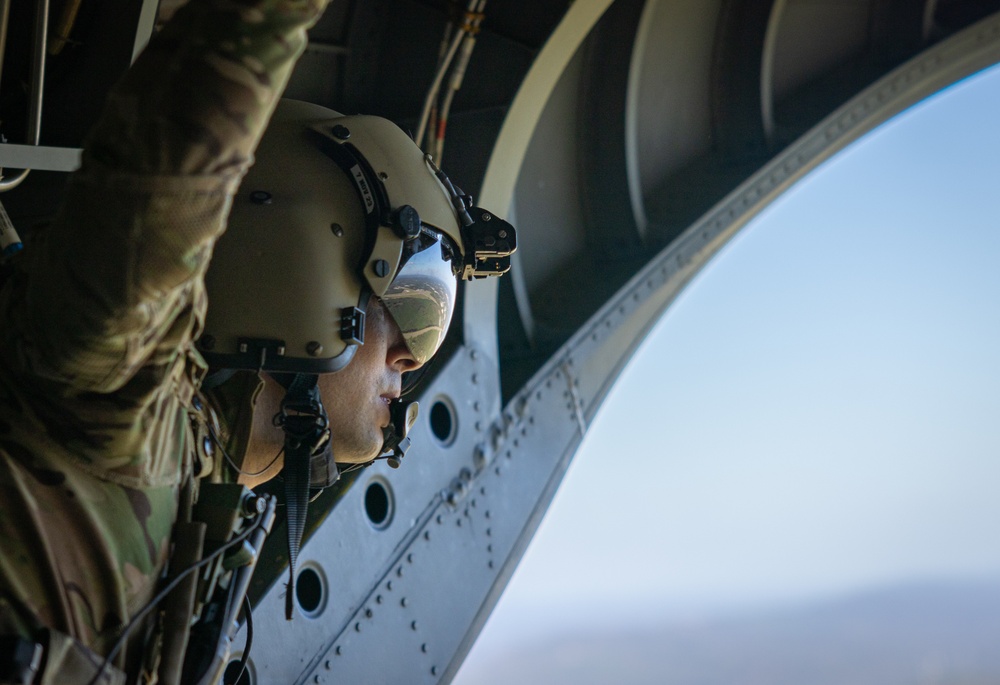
<box><xmin>459</xmin><ymin>580</ymin><xmax>1000</xmax><ymax>685</ymax></box>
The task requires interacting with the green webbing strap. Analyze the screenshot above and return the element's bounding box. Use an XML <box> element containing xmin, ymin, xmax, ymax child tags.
<box><xmin>275</xmin><ymin>373</ymin><xmax>331</xmax><ymax>620</ymax></box>
<box><xmin>43</xmin><ymin>632</ymin><xmax>126</xmax><ymax>685</ymax></box>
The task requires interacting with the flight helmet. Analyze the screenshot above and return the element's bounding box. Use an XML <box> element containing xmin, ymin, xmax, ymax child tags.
<box><xmin>199</xmin><ymin>99</ymin><xmax>515</xmax><ymax>376</ymax></box>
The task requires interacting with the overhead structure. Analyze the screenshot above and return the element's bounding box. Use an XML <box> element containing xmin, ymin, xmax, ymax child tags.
<box><xmin>2</xmin><ymin>1</ymin><xmax>999</xmax><ymax>682</ymax></box>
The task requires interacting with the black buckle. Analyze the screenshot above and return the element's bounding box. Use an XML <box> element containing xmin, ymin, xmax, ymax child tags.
<box><xmin>340</xmin><ymin>307</ymin><xmax>365</xmax><ymax>345</ymax></box>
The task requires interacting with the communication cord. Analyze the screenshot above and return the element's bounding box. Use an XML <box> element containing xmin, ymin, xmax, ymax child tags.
<box><xmin>84</xmin><ymin>509</ymin><xmax>269</xmax><ymax>685</ymax></box>
<box><xmin>414</xmin><ymin>0</ymin><xmax>480</xmax><ymax>148</ymax></box>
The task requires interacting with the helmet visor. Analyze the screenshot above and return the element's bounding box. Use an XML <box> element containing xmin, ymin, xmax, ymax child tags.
<box><xmin>381</xmin><ymin>238</ymin><xmax>458</xmax><ymax>365</ymax></box>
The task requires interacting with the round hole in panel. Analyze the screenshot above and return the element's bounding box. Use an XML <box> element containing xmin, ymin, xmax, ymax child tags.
<box><xmin>223</xmin><ymin>658</ymin><xmax>256</xmax><ymax>685</ymax></box>
<box><xmin>295</xmin><ymin>562</ymin><xmax>328</xmax><ymax>618</ymax></box>
<box><xmin>364</xmin><ymin>477</ymin><xmax>394</xmax><ymax>529</ymax></box>
<box><xmin>429</xmin><ymin>396</ymin><xmax>457</xmax><ymax>446</ymax></box>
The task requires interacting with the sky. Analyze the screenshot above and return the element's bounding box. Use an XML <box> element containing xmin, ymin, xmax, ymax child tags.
<box><xmin>455</xmin><ymin>61</ymin><xmax>1000</xmax><ymax>679</ymax></box>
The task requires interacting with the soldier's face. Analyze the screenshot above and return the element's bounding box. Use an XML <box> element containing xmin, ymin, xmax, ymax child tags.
<box><xmin>319</xmin><ymin>298</ymin><xmax>420</xmax><ymax>463</ymax></box>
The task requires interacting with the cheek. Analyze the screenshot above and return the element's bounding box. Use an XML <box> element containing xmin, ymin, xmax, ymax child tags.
<box><xmin>353</xmin><ymin>312</ymin><xmax>391</xmax><ymax>374</ymax></box>
<box><xmin>345</xmin><ymin>345</ymin><xmax>383</xmax><ymax>393</ymax></box>
<box><xmin>320</xmin><ymin>341</ymin><xmax>384</xmax><ymax>409</ymax></box>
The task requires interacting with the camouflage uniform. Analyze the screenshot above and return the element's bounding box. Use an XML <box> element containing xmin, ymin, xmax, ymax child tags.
<box><xmin>0</xmin><ymin>0</ymin><xmax>328</xmax><ymax>677</ymax></box>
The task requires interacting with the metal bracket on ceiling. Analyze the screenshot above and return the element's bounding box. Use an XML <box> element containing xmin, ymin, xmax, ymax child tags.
<box><xmin>0</xmin><ymin>143</ymin><xmax>81</xmax><ymax>173</ymax></box>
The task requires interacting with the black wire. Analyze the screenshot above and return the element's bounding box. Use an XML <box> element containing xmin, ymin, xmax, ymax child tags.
<box><xmin>208</xmin><ymin>418</ymin><xmax>285</xmax><ymax>478</ymax></box>
<box><xmin>85</xmin><ymin>510</ymin><xmax>266</xmax><ymax>685</ymax></box>
<box><xmin>234</xmin><ymin>595</ymin><xmax>253</xmax><ymax>684</ymax></box>
<box><xmin>337</xmin><ymin>446</ymin><xmax>408</xmax><ymax>475</ymax></box>
<box><xmin>424</xmin><ymin>153</ymin><xmax>473</xmax><ymax>226</ymax></box>
<box><xmin>337</xmin><ymin>461</ymin><xmax>371</xmax><ymax>475</ymax></box>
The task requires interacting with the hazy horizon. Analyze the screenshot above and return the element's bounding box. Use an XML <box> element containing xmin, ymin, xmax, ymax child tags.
<box><xmin>461</xmin><ymin>578</ymin><xmax>1000</xmax><ymax>685</ymax></box>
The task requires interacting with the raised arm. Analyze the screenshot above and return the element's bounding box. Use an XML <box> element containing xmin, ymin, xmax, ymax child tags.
<box><xmin>2</xmin><ymin>0</ymin><xmax>328</xmax><ymax>393</ymax></box>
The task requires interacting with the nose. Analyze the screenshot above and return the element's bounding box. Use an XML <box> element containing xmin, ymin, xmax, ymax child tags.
<box><xmin>385</xmin><ymin>318</ymin><xmax>421</xmax><ymax>373</ymax></box>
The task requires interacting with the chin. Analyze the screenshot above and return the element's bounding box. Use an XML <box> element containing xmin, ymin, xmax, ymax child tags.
<box><xmin>329</xmin><ymin>411</ymin><xmax>386</xmax><ymax>464</ymax></box>
<box><xmin>333</xmin><ymin>435</ymin><xmax>384</xmax><ymax>465</ymax></box>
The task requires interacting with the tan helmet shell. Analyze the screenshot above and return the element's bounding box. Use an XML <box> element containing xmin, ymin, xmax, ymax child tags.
<box><xmin>200</xmin><ymin>99</ymin><xmax>464</xmax><ymax>373</ymax></box>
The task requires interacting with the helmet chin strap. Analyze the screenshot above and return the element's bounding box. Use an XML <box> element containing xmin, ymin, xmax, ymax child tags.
<box><xmin>269</xmin><ymin>373</ymin><xmax>415</xmax><ymax>616</ymax></box>
<box><xmin>271</xmin><ymin>372</ymin><xmax>336</xmax><ymax>620</ymax></box>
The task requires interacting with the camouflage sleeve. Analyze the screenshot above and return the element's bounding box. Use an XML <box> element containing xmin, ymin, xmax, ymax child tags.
<box><xmin>2</xmin><ymin>0</ymin><xmax>328</xmax><ymax>394</ymax></box>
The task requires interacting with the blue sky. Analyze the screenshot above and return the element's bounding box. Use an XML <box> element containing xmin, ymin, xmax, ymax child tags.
<box><xmin>457</xmin><ymin>61</ymin><xmax>1000</xmax><ymax>678</ymax></box>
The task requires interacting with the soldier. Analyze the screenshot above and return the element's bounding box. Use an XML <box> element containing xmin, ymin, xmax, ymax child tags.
<box><xmin>0</xmin><ymin>0</ymin><xmax>514</xmax><ymax>683</ymax></box>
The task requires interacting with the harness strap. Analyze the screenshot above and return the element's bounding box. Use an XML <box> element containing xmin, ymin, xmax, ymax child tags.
<box><xmin>156</xmin><ymin>521</ymin><xmax>206</xmax><ymax>685</ymax></box>
<box><xmin>276</xmin><ymin>373</ymin><xmax>332</xmax><ymax>620</ymax></box>
<box><xmin>43</xmin><ymin>631</ymin><xmax>126</xmax><ymax>685</ymax></box>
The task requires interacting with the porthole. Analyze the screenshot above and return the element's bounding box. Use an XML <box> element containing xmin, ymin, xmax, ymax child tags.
<box><xmin>295</xmin><ymin>563</ymin><xmax>328</xmax><ymax>619</ymax></box>
<box><xmin>365</xmin><ymin>477</ymin><xmax>394</xmax><ymax>530</ymax></box>
<box><xmin>429</xmin><ymin>396</ymin><xmax>457</xmax><ymax>446</ymax></box>
<box><xmin>223</xmin><ymin>657</ymin><xmax>256</xmax><ymax>685</ymax></box>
